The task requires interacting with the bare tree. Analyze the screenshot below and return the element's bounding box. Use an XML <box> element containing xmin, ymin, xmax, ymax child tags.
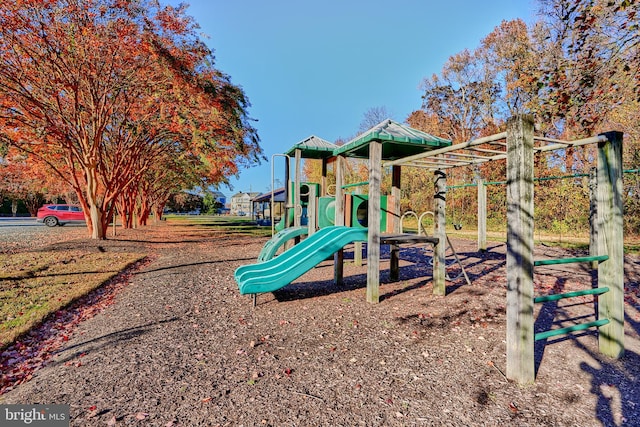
<box><xmin>358</xmin><ymin>106</ymin><xmax>392</xmax><ymax>134</ymax></box>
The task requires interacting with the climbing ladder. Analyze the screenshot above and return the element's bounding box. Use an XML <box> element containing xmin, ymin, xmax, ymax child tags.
<box><xmin>533</xmin><ymin>254</ymin><xmax>609</xmax><ymax>341</ymax></box>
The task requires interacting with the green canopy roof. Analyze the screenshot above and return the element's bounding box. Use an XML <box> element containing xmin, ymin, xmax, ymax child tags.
<box><xmin>333</xmin><ymin>119</ymin><xmax>451</xmax><ymax>160</ymax></box>
<box><xmin>284</xmin><ymin>135</ymin><xmax>338</xmax><ymax>159</ymax></box>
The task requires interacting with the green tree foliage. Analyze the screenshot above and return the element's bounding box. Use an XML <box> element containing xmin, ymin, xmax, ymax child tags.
<box><xmin>202</xmin><ymin>192</ymin><xmax>224</xmax><ymax>214</ymax></box>
<box><xmin>166</xmin><ymin>192</ymin><xmax>203</xmax><ymax>214</ymax></box>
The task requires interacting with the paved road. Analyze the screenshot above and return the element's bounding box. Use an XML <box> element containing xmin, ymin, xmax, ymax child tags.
<box><xmin>0</xmin><ymin>217</ymin><xmax>87</xmax><ymax>253</ymax></box>
<box><xmin>0</xmin><ymin>217</ymin><xmax>40</xmax><ymax>227</ymax></box>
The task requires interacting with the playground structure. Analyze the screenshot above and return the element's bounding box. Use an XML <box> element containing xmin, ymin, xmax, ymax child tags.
<box><xmin>237</xmin><ymin>123</ymin><xmax>449</xmax><ymax>299</ymax></box>
<box><xmin>234</xmin><ymin>115</ymin><xmax>625</xmax><ymax>385</ymax></box>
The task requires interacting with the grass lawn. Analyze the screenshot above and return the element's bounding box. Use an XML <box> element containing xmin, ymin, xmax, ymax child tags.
<box><xmin>164</xmin><ymin>214</ymin><xmax>272</xmax><ymax>237</ymax></box>
<box><xmin>0</xmin><ymin>249</ymin><xmax>145</xmax><ymax>348</ymax></box>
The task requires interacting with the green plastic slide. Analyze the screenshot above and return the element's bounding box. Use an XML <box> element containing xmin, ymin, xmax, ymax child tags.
<box><xmin>235</xmin><ymin>226</ymin><xmax>368</xmax><ymax>295</ymax></box>
<box><xmin>257</xmin><ymin>225</ymin><xmax>308</xmax><ymax>262</ymax></box>
<box><xmin>274</xmin><ymin>208</ymin><xmax>308</xmax><ymax>232</ymax></box>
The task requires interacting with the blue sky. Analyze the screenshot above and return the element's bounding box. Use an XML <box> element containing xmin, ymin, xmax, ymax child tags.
<box><xmin>165</xmin><ymin>0</ymin><xmax>536</xmax><ymax>196</ymax></box>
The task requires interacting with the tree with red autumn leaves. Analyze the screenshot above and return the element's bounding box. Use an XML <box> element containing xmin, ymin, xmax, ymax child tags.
<box><xmin>0</xmin><ymin>146</ymin><xmax>73</xmax><ymax>216</ymax></box>
<box><xmin>0</xmin><ymin>0</ymin><xmax>262</xmax><ymax>238</ymax></box>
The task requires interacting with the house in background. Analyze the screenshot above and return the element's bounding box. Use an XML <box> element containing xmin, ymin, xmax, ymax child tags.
<box><xmin>210</xmin><ymin>191</ymin><xmax>226</xmax><ymax>207</ymax></box>
<box><xmin>230</xmin><ymin>191</ymin><xmax>260</xmax><ymax>216</ymax></box>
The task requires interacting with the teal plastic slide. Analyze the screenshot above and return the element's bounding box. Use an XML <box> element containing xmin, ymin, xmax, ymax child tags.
<box><xmin>257</xmin><ymin>225</ymin><xmax>308</xmax><ymax>262</ymax></box>
<box><xmin>235</xmin><ymin>226</ymin><xmax>368</xmax><ymax>295</ymax></box>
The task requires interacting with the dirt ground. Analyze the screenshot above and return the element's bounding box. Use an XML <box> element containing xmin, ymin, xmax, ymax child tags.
<box><xmin>1</xmin><ymin>220</ymin><xmax>640</xmax><ymax>426</ymax></box>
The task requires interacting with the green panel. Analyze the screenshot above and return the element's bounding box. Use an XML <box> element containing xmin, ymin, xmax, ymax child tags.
<box><xmin>277</xmin><ymin>182</ymin><xmax>319</xmax><ymax>232</ymax></box>
<box><xmin>318</xmin><ymin>197</ymin><xmax>336</xmax><ymax>228</ymax></box>
<box><xmin>275</xmin><ymin>208</ymin><xmax>308</xmax><ymax>232</ymax></box>
<box><xmin>351</xmin><ymin>194</ymin><xmax>387</xmax><ymax>231</ymax></box>
<box><xmin>289</xmin><ymin>182</ymin><xmax>320</xmax><ymax>206</ymax></box>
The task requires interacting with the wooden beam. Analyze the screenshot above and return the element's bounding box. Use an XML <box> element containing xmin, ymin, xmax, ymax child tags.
<box><xmin>321</xmin><ymin>158</ymin><xmax>328</xmax><ymax>196</ymax></box>
<box><xmin>391</xmin><ymin>165</ymin><xmax>402</xmax><ymax>233</ymax></box>
<box><xmin>353</xmin><ymin>184</ymin><xmax>364</xmax><ymax>267</ymax></box>
<box><xmin>597</xmin><ymin>131</ymin><xmax>625</xmax><ymax>359</ymax></box>
<box><xmin>589</xmin><ymin>167</ymin><xmax>598</xmax><ymax>269</ymax></box>
<box><xmin>505</xmin><ymin>114</ymin><xmax>535</xmax><ymax>385</ymax></box>
<box><xmin>367</xmin><ymin>141</ymin><xmax>382</xmax><ymax>303</ymax></box>
<box><xmin>386</xmin><ymin>132</ymin><xmax>507</xmax><ymax>167</ymax></box>
<box><xmin>433</xmin><ymin>170</ymin><xmax>446</xmax><ymax>295</ymax></box>
<box><xmin>334</xmin><ymin>155</ymin><xmax>346</xmax><ymax>285</ymax></box>
<box><xmin>477</xmin><ymin>179</ymin><xmax>487</xmax><ymax>252</ymax></box>
<box><xmin>308</xmin><ymin>184</ymin><xmax>317</xmax><ymax>235</ymax></box>
<box><xmin>334</xmin><ymin>155</ymin><xmax>345</xmax><ymax>227</ymax></box>
<box><xmin>294</xmin><ymin>148</ymin><xmax>302</xmax><ymax>227</ymax></box>
<box><xmin>389</xmin><ymin>165</ymin><xmax>402</xmax><ymax>281</ymax></box>
<box><xmin>284</xmin><ymin>156</ymin><xmax>291</xmax><ymax>228</ymax></box>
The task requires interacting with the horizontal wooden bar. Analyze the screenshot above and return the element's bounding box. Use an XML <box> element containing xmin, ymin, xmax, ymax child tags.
<box><xmin>534</xmin><ymin>135</ymin><xmax>608</xmax><ymax>153</ymax></box>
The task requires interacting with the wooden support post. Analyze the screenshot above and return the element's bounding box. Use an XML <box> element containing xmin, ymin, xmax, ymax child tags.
<box><xmin>321</xmin><ymin>158</ymin><xmax>329</xmax><ymax>196</ymax></box>
<box><xmin>294</xmin><ymin>148</ymin><xmax>302</xmax><ymax>227</ymax></box>
<box><xmin>597</xmin><ymin>131</ymin><xmax>625</xmax><ymax>359</ymax></box>
<box><xmin>354</xmin><ymin>241</ymin><xmax>363</xmax><ymax>266</ymax></box>
<box><xmin>389</xmin><ymin>165</ymin><xmax>402</xmax><ymax>281</ymax></box>
<box><xmin>389</xmin><ymin>243</ymin><xmax>400</xmax><ymax>282</ymax></box>
<box><xmin>334</xmin><ymin>156</ymin><xmax>345</xmax><ymax>226</ymax></box>
<box><xmin>308</xmin><ymin>184</ymin><xmax>317</xmax><ymax>235</ymax></box>
<box><xmin>284</xmin><ymin>157</ymin><xmax>291</xmax><ymax>228</ymax></box>
<box><xmin>505</xmin><ymin>114</ymin><xmax>535</xmax><ymax>385</ymax></box>
<box><xmin>477</xmin><ymin>178</ymin><xmax>487</xmax><ymax>252</ymax></box>
<box><xmin>391</xmin><ymin>165</ymin><xmax>402</xmax><ymax>233</ymax></box>
<box><xmin>354</xmin><ymin>186</ymin><xmax>363</xmax><ymax>267</ymax></box>
<box><xmin>433</xmin><ymin>169</ymin><xmax>447</xmax><ymax>295</ymax></box>
<box><xmin>589</xmin><ymin>167</ymin><xmax>598</xmax><ymax>269</ymax></box>
<box><xmin>334</xmin><ymin>155</ymin><xmax>345</xmax><ymax>285</ymax></box>
<box><xmin>366</xmin><ymin>141</ymin><xmax>382</xmax><ymax>303</ymax></box>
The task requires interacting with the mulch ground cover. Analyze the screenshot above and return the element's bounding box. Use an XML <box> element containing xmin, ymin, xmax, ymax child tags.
<box><xmin>1</xmin><ymin>220</ymin><xmax>640</xmax><ymax>426</ymax></box>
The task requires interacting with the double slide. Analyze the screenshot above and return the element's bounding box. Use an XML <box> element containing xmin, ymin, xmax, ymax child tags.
<box><xmin>235</xmin><ymin>226</ymin><xmax>368</xmax><ymax>295</ymax></box>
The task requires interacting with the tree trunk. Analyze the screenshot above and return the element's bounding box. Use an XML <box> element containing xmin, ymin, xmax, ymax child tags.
<box><xmin>25</xmin><ymin>194</ymin><xmax>41</xmax><ymax>217</ymax></box>
<box><xmin>84</xmin><ymin>164</ymin><xmax>106</xmax><ymax>239</ymax></box>
<box><xmin>88</xmin><ymin>203</ymin><xmax>105</xmax><ymax>239</ymax></box>
<box><xmin>138</xmin><ymin>198</ymin><xmax>149</xmax><ymax>226</ymax></box>
<box><xmin>116</xmin><ymin>195</ymin><xmax>135</xmax><ymax>229</ymax></box>
<box><xmin>153</xmin><ymin>204</ymin><xmax>164</xmax><ymax>223</ymax></box>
